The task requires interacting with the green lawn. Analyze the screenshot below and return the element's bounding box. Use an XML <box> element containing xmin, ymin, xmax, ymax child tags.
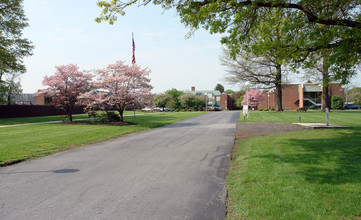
<box><xmin>0</xmin><ymin>112</ymin><xmax>205</xmax><ymax>166</ymax></box>
<box><xmin>227</xmin><ymin>110</ymin><xmax>361</xmax><ymax>219</ymax></box>
<box><xmin>242</xmin><ymin>110</ymin><xmax>361</xmax><ymax>127</ymax></box>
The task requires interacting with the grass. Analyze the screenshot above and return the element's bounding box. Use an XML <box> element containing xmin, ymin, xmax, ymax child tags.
<box><xmin>241</xmin><ymin>109</ymin><xmax>361</xmax><ymax>126</ymax></box>
<box><xmin>227</xmin><ymin>110</ymin><xmax>361</xmax><ymax>219</ymax></box>
<box><xmin>0</xmin><ymin>111</ymin><xmax>206</xmax><ymax>166</ymax></box>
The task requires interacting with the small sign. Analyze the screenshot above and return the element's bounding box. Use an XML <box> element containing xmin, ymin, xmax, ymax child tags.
<box><xmin>243</xmin><ymin>105</ymin><xmax>248</xmax><ymax>116</ymax></box>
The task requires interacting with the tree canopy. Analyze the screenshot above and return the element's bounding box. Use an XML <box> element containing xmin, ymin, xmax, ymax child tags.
<box><xmin>96</xmin><ymin>0</ymin><xmax>361</xmax><ymax>83</ymax></box>
<box><xmin>0</xmin><ymin>71</ymin><xmax>22</xmax><ymax>105</ymax></box>
<box><xmin>153</xmin><ymin>93</ymin><xmax>173</xmax><ymax>110</ymax></box>
<box><xmin>214</xmin><ymin>83</ymin><xmax>224</xmax><ymax>93</ymax></box>
<box><xmin>348</xmin><ymin>87</ymin><xmax>361</xmax><ymax>108</ymax></box>
<box><xmin>241</xmin><ymin>88</ymin><xmax>264</xmax><ymax>109</ymax></box>
<box><xmin>38</xmin><ymin>64</ymin><xmax>93</xmax><ymax>121</ymax></box>
<box><xmin>179</xmin><ymin>93</ymin><xmax>204</xmax><ymax>109</ymax></box>
<box><xmin>0</xmin><ymin>0</ymin><xmax>33</xmax><ymax>79</ymax></box>
<box><xmin>165</xmin><ymin>88</ymin><xmax>183</xmax><ymax>109</ymax></box>
<box><xmin>81</xmin><ymin>61</ymin><xmax>153</xmax><ymax>122</ymax></box>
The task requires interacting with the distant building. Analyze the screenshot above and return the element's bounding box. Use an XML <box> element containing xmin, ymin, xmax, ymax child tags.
<box><xmin>258</xmin><ymin>83</ymin><xmax>344</xmax><ymax>110</ymax></box>
<box><xmin>183</xmin><ymin>86</ymin><xmax>221</xmax><ymax>107</ymax></box>
<box><xmin>12</xmin><ymin>93</ymin><xmax>36</xmax><ymax>105</ymax></box>
<box><xmin>220</xmin><ymin>93</ymin><xmax>235</xmax><ymax>110</ymax></box>
<box><xmin>183</xmin><ymin>86</ymin><xmax>236</xmax><ymax>110</ymax></box>
<box><xmin>35</xmin><ymin>92</ymin><xmax>52</xmax><ymax>105</ymax></box>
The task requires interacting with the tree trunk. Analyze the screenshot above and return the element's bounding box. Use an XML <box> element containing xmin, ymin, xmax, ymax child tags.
<box><xmin>275</xmin><ymin>64</ymin><xmax>283</xmax><ymax>111</ymax></box>
<box><xmin>118</xmin><ymin>103</ymin><xmax>125</xmax><ymax>122</ymax></box>
<box><xmin>7</xmin><ymin>92</ymin><xmax>11</xmax><ymax>105</ymax></box>
<box><xmin>321</xmin><ymin>51</ymin><xmax>330</xmax><ymax>112</ymax></box>
<box><xmin>65</xmin><ymin>104</ymin><xmax>73</xmax><ymax>122</ymax></box>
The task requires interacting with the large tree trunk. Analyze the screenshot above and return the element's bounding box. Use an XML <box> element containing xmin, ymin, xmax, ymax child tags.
<box><xmin>321</xmin><ymin>51</ymin><xmax>330</xmax><ymax>112</ymax></box>
<box><xmin>275</xmin><ymin>64</ymin><xmax>283</xmax><ymax>111</ymax></box>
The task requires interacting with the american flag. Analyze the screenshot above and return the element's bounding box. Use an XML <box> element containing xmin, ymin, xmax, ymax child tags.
<box><xmin>132</xmin><ymin>33</ymin><xmax>136</xmax><ymax>65</ymax></box>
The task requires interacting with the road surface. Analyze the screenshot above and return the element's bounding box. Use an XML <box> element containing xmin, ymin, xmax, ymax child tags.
<box><xmin>0</xmin><ymin>111</ymin><xmax>239</xmax><ymax>220</ymax></box>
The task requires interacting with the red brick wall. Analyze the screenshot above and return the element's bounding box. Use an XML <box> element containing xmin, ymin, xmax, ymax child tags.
<box><xmin>282</xmin><ymin>84</ymin><xmax>299</xmax><ymax>110</ymax></box>
<box><xmin>329</xmin><ymin>84</ymin><xmax>344</xmax><ymax>100</ymax></box>
<box><xmin>245</xmin><ymin>84</ymin><xmax>344</xmax><ymax>110</ymax></box>
<box><xmin>259</xmin><ymin>91</ymin><xmax>269</xmax><ymax>109</ymax></box>
<box><xmin>220</xmin><ymin>94</ymin><xmax>235</xmax><ymax>110</ymax></box>
<box><xmin>35</xmin><ymin>93</ymin><xmax>45</xmax><ymax>105</ymax></box>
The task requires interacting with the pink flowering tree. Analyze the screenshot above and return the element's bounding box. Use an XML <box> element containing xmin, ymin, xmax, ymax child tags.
<box><xmin>81</xmin><ymin>61</ymin><xmax>152</xmax><ymax>122</ymax></box>
<box><xmin>37</xmin><ymin>64</ymin><xmax>93</xmax><ymax>122</ymax></box>
<box><xmin>241</xmin><ymin>89</ymin><xmax>265</xmax><ymax>109</ymax></box>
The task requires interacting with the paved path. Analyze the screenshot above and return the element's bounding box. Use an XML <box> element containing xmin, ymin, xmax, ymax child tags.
<box><xmin>0</xmin><ymin>111</ymin><xmax>239</xmax><ymax>220</ymax></box>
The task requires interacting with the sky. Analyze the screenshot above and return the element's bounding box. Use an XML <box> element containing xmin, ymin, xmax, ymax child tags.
<box><xmin>21</xmin><ymin>0</ymin><xmax>361</xmax><ymax>94</ymax></box>
<box><xmin>21</xmin><ymin>0</ymin><xmax>232</xmax><ymax>94</ymax></box>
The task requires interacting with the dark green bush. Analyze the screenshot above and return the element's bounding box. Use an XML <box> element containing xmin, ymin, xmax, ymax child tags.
<box><xmin>96</xmin><ymin>111</ymin><xmax>120</xmax><ymax>122</ymax></box>
<box><xmin>331</xmin><ymin>95</ymin><xmax>343</xmax><ymax>109</ymax></box>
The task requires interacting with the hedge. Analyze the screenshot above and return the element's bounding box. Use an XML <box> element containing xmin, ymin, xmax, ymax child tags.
<box><xmin>0</xmin><ymin>105</ymin><xmax>85</xmax><ymax>118</ymax></box>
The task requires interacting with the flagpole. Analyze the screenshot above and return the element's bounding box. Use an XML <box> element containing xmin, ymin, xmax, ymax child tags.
<box><xmin>132</xmin><ymin>32</ymin><xmax>136</xmax><ymax>65</ymax></box>
<box><xmin>132</xmin><ymin>32</ymin><xmax>136</xmax><ymax>119</ymax></box>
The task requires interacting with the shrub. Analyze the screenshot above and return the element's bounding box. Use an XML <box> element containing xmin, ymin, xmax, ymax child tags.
<box><xmin>96</xmin><ymin>111</ymin><xmax>120</xmax><ymax>122</ymax></box>
<box><xmin>187</xmin><ymin>109</ymin><xmax>192</xmax><ymax>111</ymax></box>
<box><xmin>88</xmin><ymin>111</ymin><xmax>97</xmax><ymax>118</ymax></box>
<box><xmin>174</xmin><ymin>109</ymin><xmax>179</xmax><ymax>112</ymax></box>
<box><xmin>259</xmin><ymin>108</ymin><xmax>264</xmax><ymax>111</ymax></box>
<box><xmin>331</xmin><ymin>95</ymin><xmax>343</xmax><ymax>109</ymax></box>
<box><xmin>264</xmin><ymin>108</ymin><xmax>269</xmax><ymax>111</ymax></box>
<box><xmin>180</xmin><ymin>109</ymin><xmax>186</xmax><ymax>112</ymax></box>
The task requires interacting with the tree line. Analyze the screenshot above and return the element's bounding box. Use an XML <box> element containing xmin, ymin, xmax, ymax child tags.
<box><xmin>97</xmin><ymin>0</ymin><xmax>361</xmax><ymax>112</ymax></box>
<box><xmin>0</xmin><ymin>0</ymin><xmax>33</xmax><ymax>105</ymax></box>
<box><xmin>2</xmin><ymin>1</ymin><xmax>361</xmax><ymax>112</ymax></box>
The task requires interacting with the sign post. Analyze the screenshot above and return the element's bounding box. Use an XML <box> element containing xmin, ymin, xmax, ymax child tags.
<box><xmin>243</xmin><ymin>105</ymin><xmax>248</xmax><ymax>119</ymax></box>
<box><xmin>326</xmin><ymin>108</ymin><xmax>329</xmax><ymax>126</ymax></box>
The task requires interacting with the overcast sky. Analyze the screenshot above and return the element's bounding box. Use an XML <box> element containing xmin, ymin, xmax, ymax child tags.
<box><xmin>22</xmin><ymin>0</ymin><xmax>360</xmax><ymax>94</ymax></box>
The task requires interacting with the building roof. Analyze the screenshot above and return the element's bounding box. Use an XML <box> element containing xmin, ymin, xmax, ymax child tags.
<box><xmin>13</xmin><ymin>93</ymin><xmax>35</xmax><ymax>102</ymax></box>
<box><xmin>183</xmin><ymin>90</ymin><xmax>221</xmax><ymax>96</ymax></box>
<box><xmin>303</xmin><ymin>85</ymin><xmax>322</xmax><ymax>92</ymax></box>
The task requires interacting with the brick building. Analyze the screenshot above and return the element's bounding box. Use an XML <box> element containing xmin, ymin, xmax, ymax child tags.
<box><xmin>220</xmin><ymin>93</ymin><xmax>235</xmax><ymax>110</ymax></box>
<box><xmin>258</xmin><ymin>83</ymin><xmax>344</xmax><ymax>110</ymax></box>
<box><xmin>35</xmin><ymin>93</ymin><xmax>52</xmax><ymax>105</ymax></box>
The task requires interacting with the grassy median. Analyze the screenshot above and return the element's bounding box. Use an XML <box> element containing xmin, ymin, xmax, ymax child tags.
<box><xmin>227</xmin><ymin>110</ymin><xmax>361</xmax><ymax>219</ymax></box>
<box><xmin>0</xmin><ymin>111</ymin><xmax>206</xmax><ymax>166</ymax></box>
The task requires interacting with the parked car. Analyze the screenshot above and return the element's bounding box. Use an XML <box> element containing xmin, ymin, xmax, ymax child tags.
<box><xmin>153</xmin><ymin>107</ymin><xmax>162</xmax><ymax>111</ymax></box>
<box><xmin>141</xmin><ymin>107</ymin><xmax>154</xmax><ymax>112</ymax></box>
<box><xmin>152</xmin><ymin>107</ymin><xmax>173</xmax><ymax>111</ymax></box>
<box><xmin>345</xmin><ymin>104</ymin><xmax>359</xmax><ymax>109</ymax></box>
<box><xmin>204</xmin><ymin>106</ymin><xmax>222</xmax><ymax>111</ymax></box>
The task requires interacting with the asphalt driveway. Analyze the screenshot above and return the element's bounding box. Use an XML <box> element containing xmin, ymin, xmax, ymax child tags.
<box><xmin>0</xmin><ymin>111</ymin><xmax>239</xmax><ymax>220</ymax></box>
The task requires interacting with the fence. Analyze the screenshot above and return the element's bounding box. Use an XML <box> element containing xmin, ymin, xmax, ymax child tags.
<box><xmin>0</xmin><ymin>105</ymin><xmax>86</xmax><ymax>118</ymax></box>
